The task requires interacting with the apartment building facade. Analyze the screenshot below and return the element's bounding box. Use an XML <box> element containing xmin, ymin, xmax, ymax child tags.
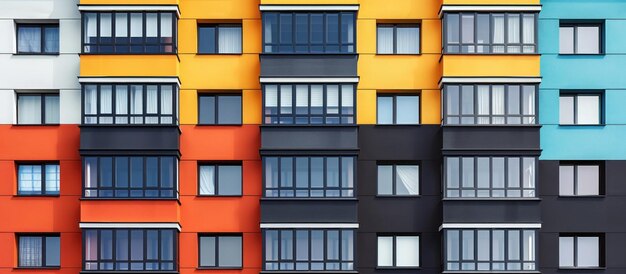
<box><xmin>0</xmin><ymin>0</ymin><xmax>624</xmax><ymax>273</ymax></box>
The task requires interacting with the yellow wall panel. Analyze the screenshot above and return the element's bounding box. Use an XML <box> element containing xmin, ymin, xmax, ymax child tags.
<box><xmin>443</xmin><ymin>0</ymin><xmax>539</xmax><ymax>4</ymax></box>
<box><xmin>358</xmin><ymin>54</ymin><xmax>441</xmax><ymax>90</ymax></box>
<box><xmin>261</xmin><ymin>0</ymin><xmax>358</xmax><ymax>5</ymax></box>
<box><xmin>357</xmin><ymin>90</ymin><xmax>376</xmax><ymax>124</ymax></box>
<box><xmin>180</xmin><ymin>0</ymin><xmax>260</xmax><ymax>20</ymax></box>
<box><xmin>359</xmin><ymin>0</ymin><xmax>440</xmax><ymax>19</ymax></box>
<box><xmin>178</xmin><ymin>54</ymin><xmax>260</xmax><ymax>90</ymax></box>
<box><xmin>243</xmin><ymin>89</ymin><xmax>262</xmax><ymax>124</ymax></box>
<box><xmin>80</xmin><ymin>55</ymin><xmax>179</xmax><ymax>77</ymax></box>
<box><xmin>80</xmin><ymin>0</ymin><xmax>178</xmax><ymax>4</ymax></box>
<box><xmin>421</xmin><ymin>89</ymin><xmax>441</xmax><ymax>124</ymax></box>
<box><xmin>442</xmin><ymin>55</ymin><xmax>540</xmax><ymax>77</ymax></box>
<box><xmin>180</xmin><ymin>89</ymin><xmax>198</xmax><ymax>125</ymax></box>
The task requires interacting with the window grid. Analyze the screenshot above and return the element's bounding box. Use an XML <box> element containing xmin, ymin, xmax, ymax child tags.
<box><xmin>17</xmin><ymin>163</ymin><xmax>60</xmax><ymax>196</ymax></box>
<box><xmin>445</xmin><ymin>156</ymin><xmax>537</xmax><ymax>198</ymax></box>
<box><xmin>443</xmin><ymin>84</ymin><xmax>537</xmax><ymax>125</ymax></box>
<box><xmin>377</xmin><ymin>24</ymin><xmax>420</xmax><ymax>54</ymax></box>
<box><xmin>198</xmin><ymin>234</ymin><xmax>243</xmax><ymax>268</ymax></box>
<box><xmin>16</xmin><ymin>93</ymin><xmax>60</xmax><ymax>125</ymax></box>
<box><xmin>443</xmin><ymin>12</ymin><xmax>538</xmax><ymax>54</ymax></box>
<box><xmin>263</xmin><ymin>84</ymin><xmax>355</xmax><ymax>125</ymax></box>
<box><xmin>262</xmin><ymin>12</ymin><xmax>356</xmax><ymax>54</ymax></box>
<box><xmin>264</xmin><ymin>156</ymin><xmax>355</xmax><ymax>198</ymax></box>
<box><xmin>377</xmin><ymin>235</ymin><xmax>420</xmax><ymax>268</ymax></box>
<box><xmin>559</xmin><ymin>162</ymin><xmax>603</xmax><ymax>196</ymax></box>
<box><xmin>559</xmin><ymin>234</ymin><xmax>604</xmax><ymax>268</ymax></box>
<box><xmin>83</xmin><ymin>229</ymin><xmax>177</xmax><ymax>271</ymax></box>
<box><xmin>82</xmin><ymin>12</ymin><xmax>177</xmax><ymax>54</ymax></box>
<box><xmin>16</xmin><ymin>23</ymin><xmax>59</xmax><ymax>54</ymax></box>
<box><xmin>198</xmin><ymin>163</ymin><xmax>243</xmax><ymax>196</ymax></box>
<box><xmin>445</xmin><ymin>229</ymin><xmax>536</xmax><ymax>271</ymax></box>
<box><xmin>83</xmin><ymin>156</ymin><xmax>178</xmax><ymax>199</ymax></box>
<box><xmin>197</xmin><ymin>24</ymin><xmax>242</xmax><ymax>54</ymax></box>
<box><xmin>560</xmin><ymin>23</ymin><xmax>603</xmax><ymax>55</ymax></box>
<box><xmin>263</xmin><ymin>229</ymin><xmax>355</xmax><ymax>271</ymax></box>
<box><xmin>197</xmin><ymin>94</ymin><xmax>242</xmax><ymax>125</ymax></box>
<box><xmin>377</xmin><ymin>164</ymin><xmax>420</xmax><ymax>196</ymax></box>
<box><xmin>17</xmin><ymin>234</ymin><xmax>60</xmax><ymax>268</ymax></box>
<box><xmin>377</xmin><ymin>94</ymin><xmax>420</xmax><ymax>125</ymax></box>
<box><xmin>559</xmin><ymin>93</ymin><xmax>602</xmax><ymax>125</ymax></box>
<box><xmin>82</xmin><ymin>84</ymin><xmax>178</xmax><ymax>125</ymax></box>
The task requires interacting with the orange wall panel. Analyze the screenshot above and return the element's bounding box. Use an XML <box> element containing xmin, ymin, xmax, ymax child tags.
<box><xmin>80</xmin><ymin>200</ymin><xmax>180</xmax><ymax>223</ymax></box>
<box><xmin>179</xmin><ymin>125</ymin><xmax>261</xmax><ymax>161</ymax></box>
<box><xmin>0</xmin><ymin>125</ymin><xmax>80</xmax><ymax>161</ymax></box>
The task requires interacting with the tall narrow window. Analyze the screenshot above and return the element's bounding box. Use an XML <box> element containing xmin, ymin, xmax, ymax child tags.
<box><xmin>559</xmin><ymin>92</ymin><xmax>602</xmax><ymax>125</ymax></box>
<box><xmin>559</xmin><ymin>235</ymin><xmax>603</xmax><ymax>268</ymax></box>
<box><xmin>198</xmin><ymin>164</ymin><xmax>242</xmax><ymax>196</ymax></box>
<box><xmin>199</xmin><ymin>235</ymin><xmax>243</xmax><ymax>268</ymax></box>
<box><xmin>17</xmin><ymin>93</ymin><xmax>60</xmax><ymax>125</ymax></box>
<box><xmin>377</xmin><ymin>164</ymin><xmax>419</xmax><ymax>196</ymax></box>
<box><xmin>377</xmin><ymin>94</ymin><xmax>420</xmax><ymax>124</ymax></box>
<box><xmin>378</xmin><ymin>235</ymin><xmax>420</xmax><ymax>267</ymax></box>
<box><xmin>17</xmin><ymin>163</ymin><xmax>60</xmax><ymax>195</ymax></box>
<box><xmin>18</xmin><ymin>235</ymin><xmax>60</xmax><ymax>268</ymax></box>
<box><xmin>198</xmin><ymin>24</ymin><xmax>242</xmax><ymax>54</ymax></box>
<box><xmin>559</xmin><ymin>163</ymin><xmax>602</xmax><ymax>196</ymax></box>
<box><xmin>560</xmin><ymin>23</ymin><xmax>602</xmax><ymax>54</ymax></box>
<box><xmin>16</xmin><ymin>23</ymin><xmax>59</xmax><ymax>54</ymax></box>
<box><xmin>377</xmin><ymin>24</ymin><xmax>420</xmax><ymax>54</ymax></box>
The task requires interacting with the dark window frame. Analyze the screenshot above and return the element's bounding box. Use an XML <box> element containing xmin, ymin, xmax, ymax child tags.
<box><xmin>376</xmin><ymin>163</ymin><xmax>421</xmax><ymax>197</ymax></box>
<box><xmin>197</xmin><ymin>24</ymin><xmax>243</xmax><ymax>54</ymax></box>
<box><xmin>16</xmin><ymin>93</ymin><xmax>60</xmax><ymax>125</ymax></box>
<box><xmin>262</xmin><ymin>228</ymin><xmax>356</xmax><ymax>271</ymax></box>
<box><xmin>559</xmin><ymin>91</ymin><xmax>604</xmax><ymax>125</ymax></box>
<box><xmin>81</xmin><ymin>11</ymin><xmax>178</xmax><ymax>54</ymax></box>
<box><xmin>376</xmin><ymin>23</ymin><xmax>421</xmax><ymax>55</ymax></box>
<box><xmin>444</xmin><ymin>156</ymin><xmax>538</xmax><ymax>199</ymax></box>
<box><xmin>559</xmin><ymin>22</ymin><xmax>604</xmax><ymax>55</ymax></box>
<box><xmin>16</xmin><ymin>23</ymin><xmax>60</xmax><ymax>55</ymax></box>
<box><xmin>444</xmin><ymin>228</ymin><xmax>537</xmax><ymax>271</ymax></box>
<box><xmin>17</xmin><ymin>234</ymin><xmax>61</xmax><ymax>268</ymax></box>
<box><xmin>558</xmin><ymin>161</ymin><xmax>605</xmax><ymax>197</ymax></box>
<box><xmin>81</xmin><ymin>83</ymin><xmax>179</xmax><ymax>126</ymax></box>
<box><xmin>82</xmin><ymin>228</ymin><xmax>178</xmax><ymax>271</ymax></box>
<box><xmin>197</xmin><ymin>162</ymin><xmax>243</xmax><ymax>196</ymax></box>
<box><xmin>262</xmin><ymin>11</ymin><xmax>357</xmax><ymax>54</ymax></box>
<box><xmin>443</xmin><ymin>84</ymin><xmax>538</xmax><ymax>125</ymax></box>
<box><xmin>262</xmin><ymin>83</ymin><xmax>356</xmax><ymax>125</ymax></box>
<box><xmin>558</xmin><ymin>233</ymin><xmax>605</xmax><ymax>269</ymax></box>
<box><xmin>198</xmin><ymin>234</ymin><xmax>244</xmax><ymax>269</ymax></box>
<box><xmin>82</xmin><ymin>156</ymin><xmax>179</xmax><ymax>199</ymax></box>
<box><xmin>376</xmin><ymin>93</ymin><xmax>421</xmax><ymax>125</ymax></box>
<box><xmin>197</xmin><ymin>93</ymin><xmax>243</xmax><ymax>125</ymax></box>
<box><xmin>16</xmin><ymin>162</ymin><xmax>60</xmax><ymax>196</ymax></box>
<box><xmin>442</xmin><ymin>12</ymin><xmax>539</xmax><ymax>54</ymax></box>
<box><xmin>376</xmin><ymin>234</ymin><xmax>421</xmax><ymax>268</ymax></box>
<box><xmin>263</xmin><ymin>156</ymin><xmax>356</xmax><ymax>198</ymax></box>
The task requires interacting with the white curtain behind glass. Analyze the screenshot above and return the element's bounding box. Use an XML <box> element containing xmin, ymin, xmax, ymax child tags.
<box><xmin>396</xmin><ymin>166</ymin><xmax>419</xmax><ymax>195</ymax></box>
<box><xmin>396</xmin><ymin>236</ymin><xmax>419</xmax><ymax>267</ymax></box>
<box><xmin>397</xmin><ymin>27</ymin><xmax>419</xmax><ymax>54</ymax></box>
<box><xmin>219</xmin><ymin>27</ymin><xmax>242</xmax><ymax>54</ymax></box>
<box><xmin>130</xmin><ymin>13</ymin><xmax>143</xmax><ymax>38</ymax></box>
<box><xmin>18</xmin><ymin>27</ymin><xmax>41</xmax><ymax>53</ymax></box>
<box><xmin>116</xmin><ymin>86</ymin><xmax>128</xmax><ymax>115</ymax></box>
<box><xmin>492</xmin><ymin>86</ymin><xmax>505</xmax><ymax>124</ymax></box>
<box><xmin>265</xmin><ymin>85</ymin><xmax>278</xmax><ymax>107</ymax></box>
<box><xmin>85</xmin><ymin>13</ymin><xmax>97</xmax><ymax>43</ymax></box>
<box><xmin>522</xmin><ymin>15</ymin><xmax>535</xmax><ymax>44</ymax></box>
<box><xmin>295</xmin><ymin>85</ymin><xmax>308</xmax><ymax>108</ymax></box>
<box><xmin>161</xmin><ymin>13</ymin><xmax>173</xmax><ymax>39</ymax></box>
<box><xmin>115</xmin><ymin>13</ymin><xmax>128</xmax><ymax>37</ymax></box>
<box><xmin>477</xmin><ymin>86</ymin><xmax>490</xmax><ymax>124</ymax></box>
<box><xmin>146</xmin><ymin>86</ymin><xmax>158</xmax><ymax>114</ymax></box>
<box><xmin>100</xmin><ymin>86</ymin><xmax>112</xmax><ymax>114</ymax></box>
<box><xmin>377</xmin><ymin>237</ymin><xmax>393</xmax><ymax>266</ymax></box>
<box><xmin>161</xmin><ymin>86</ymin><xmax>173</xmax><ymax>114</ymax></box>
<box><xmin>326</xmin><ymin>85</ymin><xmax>339</xmax><ymax>114</ymax></box>
<box><xmin>146</xmin><ymin>13</ymin><xmax>158</xmax><ymax>38</ymax></box>
<box><xmin>100</xmin><ymin>13</ymin><xmax>112</xmax><ymax>38</ymax></box>
<box><xmin>44</xmin><ymin>27</ymin><xmax>59</xmax><ymax>53</ymax></box>
<box><xmin>311</xmin><ymin>85</ymin><xmax>323</xmax><ymax>108</ymax></box>
<box><xmin>19</xmin><ymin>237</ymin><xmax>42</xmax><ymax>267</ymax></box>
<box><xmin>44</xmin><ymin>95</ymin><xmax>59</xmax><ymax>124</ymax></box>
<box><xmin>493</xmin><ymin>15</ymin><xmax>505</xmax><ymax>53</ymax></box>
<box><xmin>341</xmin><ymin>85</ymin><xmax>354</xmax><ymax>108</ymax></box>
<box><xmin>199</xmin><ymin>165</ymin><xmax>215</xmax><ymax>195</ymax></box>
<box><xmin>18</xmin><ymin>95</ymin><xmax>41</xmax><ymax>124</ymax></box>
<box><xmin>377</xmin><ymin>27</ymin><xmax>393</xmax><ymax>54</ymax></box>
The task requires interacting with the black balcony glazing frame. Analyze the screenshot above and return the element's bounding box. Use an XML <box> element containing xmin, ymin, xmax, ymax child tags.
<box><xmin>17</xmin><ymin>234</ymin><xmax>61</xmax><ymax>268</ymax></box>
<box><xmin>82</xmin><ymin>228</ymin><xmax>178</xmax><ymax>271</ymax></box>
<box><xmin>263</xmin><ymin>156</ymin><xmax>356</xmax><ymax>198</ymax></box>
<box><xmin>81</xmin><ymin>83</ymin><xmax>178</xmax><ymax>125</ymax></box>
<box><xmin>82</xmin><ymin>156</ymin><xmax>178</xmax><ymax>199</ymax></box>
<box><xmin>262</xmin><ymin>84</ymin><xmax>356</xmax><ymax>125</ymax></box>
<box><xmin>443</xmin><ymin>84</ymin><xmax>538</xmax><ymax>125</ymax></box>
<box><xmin>262</xmin><ymin>228</ymin><xmax>355</xmax><ymax>271</ymax></box>
<box><xmin>16</xmin><ymin>23</ymin><xmax>60</xmax><ymax>55</ymax></box>
<box><xmin>443</xmin><ymin>12</ymin><xmax>538</xmax><ymax>54</ymax></box>
<box><xmin>16</xmin><ymin>162</ymin><xmax>60</xmax><ymax>196</ymax></box>
<box><xmin>81</xmin><ymin>11</ymin><xmax>177</xmax><ymax>54</ymax></box>
<box><xmin>262</xmin><ymin>12</ymin><xmax>356</xmax><ymax>54</ymax></box>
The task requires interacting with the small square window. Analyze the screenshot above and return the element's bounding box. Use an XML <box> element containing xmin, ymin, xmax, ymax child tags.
<box><xmin>18</xmin><ymin>234</ymin><xmax>60</xmax><ymax>268</ymax></box>
<box><xmin>560</xmin><ymin>22</ymin><xmax>603</xmax><ymax>54</ymax></box>
<box><xmin>559</xmin><ymin>162</ymin><xmax>603</xmax><ymax>196</ymax></box>
<box><xmin>559</xmin><ymin>234</ymin><xmax>604</xmax><ymax>268</ymax></box>
<box><xmin>559</xmin><ymin>92</ymin><xmax>602</xmax><ymax>125</ymax></box>
<box><xmin>16</xmin><ymin>23</ymin><xmax>59</xmax><ymax>54</ymax></box>
<box><xmin>198</xmin><ymin>94</ymin><xmax>242</xmax><ymax>125</ymax></box>
<box><xmin>17</xmin><ymin>163</ymin><xmax>60</xmax><ymax>195</ymax></box>
<box><xmin>199</xmin><ymin>235</ymin><xmax>243</xmax><ymax>268</ymax></box>
<box><xmin>377</xmin><ymin>94</ymin><xmax>420</xmax><ymax>125</ymax></box>
<box><xmin>378</xmin><ymin>235</ymin><xmax>420</xmax><ymax>267</ymax></box>
<box><xmin>198</xmin><ymin>24</ymin><xmax>242</xmax><ymax>54</ymax></box>
<box><xmin>377</xmin><ymin>164</ymin><xmax>419</xmax><ymax>196</ymax></box>
<box><xmin>17</xmin><ymin>93</ymin><xmax>60</xmax><ymax>125</ymax></box>
<box><xmin>377</xmin><ymin>24</ymin><xmax>420</xmax><ymax>54</ymax></box>
<box><xmin>198</xmin><ymin>164</ymin><xmax>242</xmax><ymax>196</ymax></box>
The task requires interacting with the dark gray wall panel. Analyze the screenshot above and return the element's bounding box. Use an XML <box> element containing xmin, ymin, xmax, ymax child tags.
<box><xmin>358</xmin><ymin>125</ymin><xmax>442</xmax><ymax>160</ymax></box>
<box><xmin>80</xmin><ymin>126</ymin><xmax>180</xmax><ymax>155</ymax></box>
<box><xmin>260</xmin><ymin>54</ymin><xmax>357</xmax><ymax>77</ymax></box>
<box><xmin>443</xmin><ymin>200</ymin><xmax>541</xmax><ymax>223</ymax></box>
<box><xmin>442</xmin><ymin>126</ymin><xmax>540</xmax><ymax>154</ymax></box>
<box><xmin>261</xmin><ymin>126</ymin><xmax>358</xmax><ymax>152</ymax></box>
<box><xmin>260</xmin><ymin>199</ymin><xmax>357</xmax><ymax>223</ymax></box>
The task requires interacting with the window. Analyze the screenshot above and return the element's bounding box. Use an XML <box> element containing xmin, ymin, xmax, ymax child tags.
<box><xmin>264</xmin><ymin>84</ymin><xmax>355</xmax><ymax>125</ymax></box>
<box><xmin>17</xmin><ymin>93</ymin><xmax>60</xmax><ymax>125</ymax></box>
<box><xmin>559</xmin><ymin>235</ymin><xmax>603</xmax><ymax>268</ymax></box>
<box><xmin>377</xmin><ymin>235</ymin><xmax>419</xmax><ymax>268</ymax></box>
<box><xmin>444</xmin><ymin>84</ymin><xmax>536</xmax><ymax>125</ymax></box>
<box><xmin>377</xmin><ymin>164</ymin><xmax>419</xmax><ymax>196</ymax></box>
<box><xmin>17</xmin><ymin>163</ymin><xmax>60</xmax><ymax>196</ymax></box>
<box><xmin>444</xmin><ymin>13</ymin><xmax>537</xmax><ymax>54</ymax></box>
<box><xmin>18</xmin><ymin>235</ymin><xmax>60</xmax><ymax>268</ymax></box>
<box><xmin>83</xmin><ymin>84</ymin><xmax>178</xmax><ymax>125</ymax></box>
<box><xmin>83</xmin><ymin>229</ymin><xmax>176</xmax><ymax>271</ymax></box>
<box><xmin>198</xmin><ymin>24</ymin><xmax>242</xmax><ymax>54</ymax></box>
<box><xmin>377</xmin><ymin>24</ymin><xmax>420</xmax><ymax>54</ymax></box>
<box><xmin>445</xmin><ymin>157</ymin><xmax>536</xmax><ymax>198</ymax></box>
<box><xmin>263</xmin><ymin>12</ymin><xmax>355</xmax><ymax>53</ymax></box>
<box><xmin>264</xmin><ymin>229</ymin><xmax>354</xmax><ymax>271</ymax></box>
<box><xmin>83</xmin><ymin>156</ymin><xmax>178</xmax><ymax>198</ymax></box>
<box><xmin>445</xmin><ymin>229</ymin><xmax>536</xmax><ymax>271</ymax></box>
<box><xmin>198</xmin><ymin>164</ymin><xmax>242</xmax><ymax>196</ymax></box>
<box><xmin>559</xmin><ymin>93</ymin><xmax>601</xmax><ymax>125</ymax></box>
<box><xmin>264</xmin><ymin>156</ymin><xmax>355</xmax><ymax>198</ymax></box>
<box><xmin>16</xmin><ymin>23</ymin><xmax>59</xmax><ymax>54</ymax></box>
<box><xmin>377</xmin><ymin>94</ymin><xmax>420</xmax><ymax>124</ymax></box>
<box><xmin>198</xmin><ymin>94</ymin><xmax>242</xmax><ymax>125</ymax></box>
<box><xmin>560</xmin><ymin>23</ymin><xmax>602</xmax><ymax>54</ymax></box>
<box><xmin>559</xmin><ymin>163</ymin><xmax>602</xmax><ymax>196</ymax></box>
<box><xmin>199</xmin><ymin>235</ymin><xmax>243</xmax><ymax>268</ymax></box>
<box><xmin>82</xmin><ymin>12</ymin><xmax>176</xmax><ymax>53</ymax></box>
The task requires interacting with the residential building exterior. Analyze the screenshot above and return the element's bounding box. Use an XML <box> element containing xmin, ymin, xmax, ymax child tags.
<box><xmin>0</xmin><ymin>0</ymin><xmax>623</xmax><ymax>273</ymax></box>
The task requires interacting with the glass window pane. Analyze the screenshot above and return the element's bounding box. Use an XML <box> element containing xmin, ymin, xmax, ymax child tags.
<box><xmin>447</xmin><ymin>14</ymin><xmax>460</xmax><ymax>44</ymax></box>
<box><xmin>447</xmin><ymin>230</ymin><xmax>460</xmax><ymax>261</ymax></box>
<box><xmin>559</xmin><ymin>96</ymin><xmax>574</xmax><ymax>124</ymax></box>
<box><xmin>265</xmin><ymin>231</ymin><xmax>278</xmax><ymax>261</ymax></box>
<box><xmin>219</xmin><ymin>237</ymin><xmax>242</xmax><ymax>267</ymax></box>
<box><xmin>447</xmin><ymin>158</ymin><xmax>460</xmax><ymax>189</ymax></box>
<box><xmin>377</xmin><ymin>96</ymin><xmax>393</xmax><ymax>124</ymax></box>
<box><xmin>43</xmin><ymin>26</ymin><xmax>59</xmax><ymax>53</ymax></box>
<box><xmin>577</xmin><ymin>26</ymin><xmax>600</xmax><ymax>54</ymax></box>
<box><xmin>477</xmin><ymin>14</ymin><xmax>490</xmax><ymax>44</ymax></box>
<box><xmin>560</xmin><ymin>27</ymin><xmax>574</xmax><ymax>54</ymax></box>
<box><xmin>311</xmin><ymin>230</ymin><xmax>323</xmax><ymax>260</ymax></box>
<box><xmin>199</xmin><ymin>96</ymin><xmax>216</xmax><ymax>124</ymax></box>
<box><xmin>396</xmin><ymin>165</ymin><xmax>419</xmax><ymax>195</ymax></box>
<box><xmin>296</xmin><ymin>158</ymin><xmax>309</xmax><ymax>189</ymax></box>
<box><xmin>396</xmin><ymin>96</ymin><xmax>419</xmax><ymax>124</ymax></box>
<box><xmin>296</xmin><ymin>231</ymin><xmax>309</xmax><ymax>261</ymax></box>
<box><xmin>461</xmin><ymin>86</ymin><xmax>474</xmax><ymax>115</ymax></box>
<box><xmin>508</xmin><ymin>14</ymin><xmax>521</xmax><ymax>44</ymax></box>
<box><xmin>45</xmin><ymin>164</ymin><xmax>60</xmax><ymax>194</ymax></box>
<box><xmin>377</xmin><ymin>165</ymin><xmax>392</xmax><ymax>195</ymax></box>
<box><xmin>18</xmin><ymin>26</ymin><xmax>42</xmax><ymax>53</ymax></box>
<box><xmin>446</xmin><ymin>86</ymin><xmax>460</xmax><ymax>115</ymax></box>
<box><xmin>200</xmin><ymin>237</ymin><xmax>216</xmax><ymax>266</ymax></box>
<box><xmin>18</xmin><ymin>95</ymin><xmax>42</xmax><ymax>124</ymax></box>
<box><xmin>19</xmin><ymin>236</ymin><xmax>43</xmax><ymax>267</ymax></box>
<box><xmin>44</xmin><ymin>95</ymin><xmax>60</xmax><ymax>124</ymax></box>
<box><xmin>295</xmin><ymin>14</ymin><xmax>308</xmax><ymax>45</ymax></box>
<box><xmin>218</xmin><ymin>26</ymin><xmax>242</xmax><ymax>54</ymax></box>
<box><xmin>461</xmin><ymin>14</ymin><xmax>475</xmax><ymax>44</ymax></box>
<box><xmin>577</xmin><ymin>95</ymin><xmax>600</xmax><ymax>125</ymax></box>
<box><xmin>493</xmin><ymin>230</ymin><xmax>505</xmax><ymax>260</ymax></box>
<box><xmin>493</xmin><ymin>158</ymin><xmax>505</xmax><ymax>188</ymax></box>
<box><xmin>218</xmin><ymin>165</ymin><xmax>242</xmax><ymax>195</ymax></box>
<box><xmin>218</xmin><ymin>95</ymin><xmax>242</xmax><ymax>124</ymax></box>
<box><xmin>577</xmin><ymin>237</ymin><xmax>599</xmax><ymax>267</ymax></box>
<box><xmin>396</xmin><ymin>27</ymin><xmax>420</xmax><ymax>54</ymax></box>
<box><xmin>396</xmin><ymin>236</ymin><xmax>419</xmax><ymax>267</ymax></box>
<box><xmin>45</xmin><ymin>237</ymin><xmax>60</xmax><ymax>266</ymax></box>
<box><xmin>523</xmin><ymin>231</ymin><xmax>535</xmax><ymax>261</ymax></box>
<box><xmin>327</xmin><ymin>230</ymin><xmax>339</xmax><ymax>260</ymax></box>
<box><xmin>477</xmin><ymin>158</ymin><xmax>490</xmax><ymax>189</ymax></box>
<box><xmin>378</xmin><ymin>236</ymin><xmax>393</xmax><ymax>266</ymax></box>
<box><xmin>199</xmin><ymin>165</ymin><xmax>215</xmax><ymax>195</ymax></box>
<box><xmin>198</xmin><ymin>26</ymin><xmax>216</xmax><ymax>53</ymax></box>
<box><xmin>477</xmin><ymin>231</ymin><xmax>490</xmax><ymax>261</ymax></box>
<box><xmin>311</xmin><ymin>158</ymin><xmax>324</xmax><ymax>188</ymax></box>
<box><xmin>559</xmin><ymin>165</ymin><xmax>575</xmax><ymax>196</ymax></box>
<box><xmin>508</xmin><ymin>158</ymin><xmax>520</xmax><ymax>188</ymax></box>
<box><xmin>508</xmin><ymin>231</ymin><xmax>520</xmax><ymax>260</ymax></box>
<box><xmin>281</xmin><ymin>230</ymin><xmax>293</xmax><ymax>260</ymax></box>
<box><xmin>577</xmin><ymin>165</ymin><xmax>599</xmax><ymax>195</ymax></box>
<box><xmin>462</xmin><ymin>158</ymin><xmax>474</xmax><ymax>188</ymax></box>
<box><xmin>462</xmin><ymin>230</ymin><xmax>474</xmax><ymax>260</ymax></box>
<box><xmin>280</xmin><ymin>158</ymin><xmax>293</xmax><ymax>188</ymax></box>
<box><xmin>377</xmin><ymin>26</ymin><xmax>393</xmax><ymax>54</ymax></box>
<box><xmin>327</xmin><ymin>157</ymin><xmax>339</xmax><ymax>188</ymax></box>
<box><xmin>559</xmin><ymin>237</ymin><xmax>574</xmax><ymax>267</ymax></box>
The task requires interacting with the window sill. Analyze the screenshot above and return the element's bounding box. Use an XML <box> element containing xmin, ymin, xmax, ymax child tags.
<box><xmin>14</xmin><ymin>194</ymin><xmax>60</xmax><ymax>198</ymax></box>
<box><xmin>260</xmin><ymin>197</ymin><xmax>358</xmax><ymax>201</ymax></box>
<box><xmin>14</xmin><ymin>53</ymin><xmax>60</xmax><ymax>56</ymax></box>
<box><xmin>442</xmin><ymin>124</ymin><xmax>541</xmax><ymax>128</ymax></box>
<box><xmin>197</xmin><ymin>194</ymin><xmax>243</xmax><ymax>198</ymax></box>
<box><xmin>558</xmin><ymin>195</ymin><xmax>604</xmax><ymax>198</ymax></box>
<box><xmin>558</xmin><ymin>53</ymin><xmax>604</xmax><ymax>56</ymax></box>
<box><xmin>14</xmin><ymin>267</ymin><xmax>61</xmax><ymax>270</ymax></box>
<box><xmin>376</xmin><ymin>267</ymin><xmax>421</xmax><ymax>270</ymax></box>
<box><xmin>376</xmin><ymin>53</ymin><xmax>421</xmax><ymax>56</ymax></box>
<box><xmin>376</xmin><ymin>195</ymin><xmax>420</xmax><ymax>198</ymax></box>
<box><xmin>196</xmin><ymin>53</ymin><xmax>243</xmax><ymax>55</ymax></box>
<box><xmin>196</xmin><ymin>124</ymin><xmax>243</xmax><ymax>126</ymax></box>
<box><xmin>12</xmin><ymin>124</ymin><xmax>60</xmax><ymax>126</ymax></box>
<box><xmin>558</xmin><ymin>124</ymin><xmax>606</xmax><ymax>127</ymax></box>
<box><xmin>197</xmin><ymin>267</ymin><xmax>243</xmax><ymax>270</ymax></box>
<box><xmin>442</xmin><ymin>53</ymin><xmax>540</xmax><ymax>56</ymax></box>
<box><xmin>558</xmin><ymin>267</ymin><xmax>605</xmax><ymax>270</ymax></box>
<box><xmin>79</xmin><ymin>52</ymin><xmax>178</xmax><ymax>56</ymax></box>
<box><xmin>260</xmin><ymin>271</ymin><xmax>358</xmax><ymax>274</ymax></box>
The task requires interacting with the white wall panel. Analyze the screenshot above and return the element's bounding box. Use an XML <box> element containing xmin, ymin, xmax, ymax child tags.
<box><xmin>0</xmin><ymin>54</ymin><xmax>79</xmax><ymax>90</ymax></box>
<box><xmin>0</xmin><ymin>90</ymin><xmax>15</xmax><ymax>124</ymax></box>
<box><xmin>60</xmin><ymin>89</ymin><xmax>81</xmax><ymax>124</ymax></box>
<box><xmin>0</xmin><ymin>0</ymin><xmax>80</xmax><ymax>20</ymax></box>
